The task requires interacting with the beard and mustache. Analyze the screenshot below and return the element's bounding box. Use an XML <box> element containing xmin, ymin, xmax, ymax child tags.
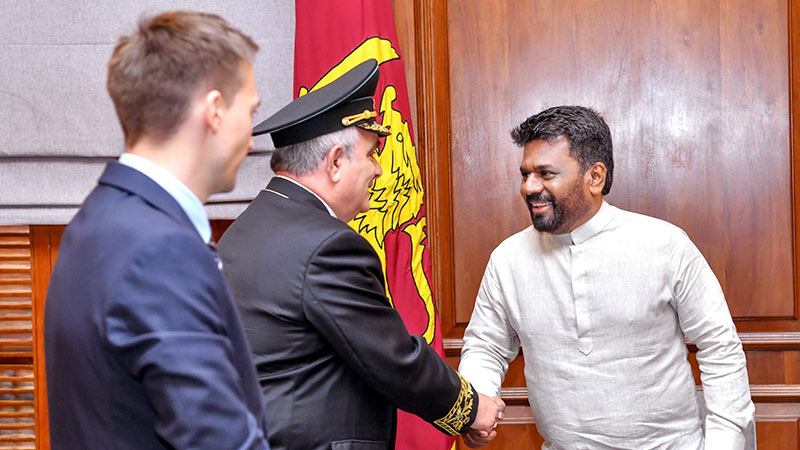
<box><xmin>526</xmin><ymin>191</ymin><xmax>562</xmax><ymax>233</ymax></box>
<box><xmin>525</xmin><ymin>177</ymin><xmax>590</xmax><ymax>234</ymax></box>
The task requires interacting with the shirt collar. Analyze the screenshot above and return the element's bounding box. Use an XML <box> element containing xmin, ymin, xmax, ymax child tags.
<box><xmin>569</xmin><ymin>200</ymin><xmax>615</xmax><ymax>245</ymax></box>
<box><xmin>275</xmin><ymin>175</ymin><xmax>338</xmax><ymax>218</ymax></box>
<box><xmin>118</xmin><ymin>153</ymin><xmax>211</xmax><ymax>243</ymax></box>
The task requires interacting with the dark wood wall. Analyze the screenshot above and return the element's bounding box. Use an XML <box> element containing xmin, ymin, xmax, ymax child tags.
<box><xmin>397</xmin><ymin>0</ymin><xmax>800</xmax><ymax>447</ymax></box>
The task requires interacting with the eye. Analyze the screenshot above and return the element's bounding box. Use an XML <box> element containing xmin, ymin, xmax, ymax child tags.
<box><xmin>520</xmin><ymin>171</ymin><xmax>530</xmax><ymax>180</ymax></box>
<box><xmin>540</xmin><ymin>170</ymin><xmax>556</xmax><ymax>180</ymax></box>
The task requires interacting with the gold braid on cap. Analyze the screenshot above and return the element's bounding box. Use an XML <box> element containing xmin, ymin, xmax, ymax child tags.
<box><xmin>357</xmin><ymin>122</ymin><xmax>391</xmax><ymax>134</ymax></box>
<box><xmin>342</xmin><ymin>110</ymin><xmax>391</xmax><ymax>135</ymax></box>
<box><xmin>433</xmin><ymin>373</ymin><xmax>475</xmax><ymax>436</ymax></box>
<box><xmin>341</xmin><ymin>110</ymin><xmax>377</xmax><ymax>126</ymax></box>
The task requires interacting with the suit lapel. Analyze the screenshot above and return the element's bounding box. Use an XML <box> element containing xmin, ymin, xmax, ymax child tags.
<box><xmin>98</xmin><ymin>162</ymin><xmax>196</xmax><ymax>232</ymax></box>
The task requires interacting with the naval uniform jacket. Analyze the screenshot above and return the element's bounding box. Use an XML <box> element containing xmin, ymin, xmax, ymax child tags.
<box><xmin>218</xmin><ymin>177</ymin><xmax>476</xmax><ymax>450</ymax></box>
<box><xmin>44</xmin><ymin>162</ymin><xmax>270</xmax><ymax>449</ymax></box>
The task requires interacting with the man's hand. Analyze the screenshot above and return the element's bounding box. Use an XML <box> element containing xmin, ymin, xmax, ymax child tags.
<box><xmin>463</xmin><ymin>395</ymin><xmax>505</xmax><ymax>448</ymax></box>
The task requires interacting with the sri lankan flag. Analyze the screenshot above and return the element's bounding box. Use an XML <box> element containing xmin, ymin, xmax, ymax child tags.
<box><xmin>293</xmin><ymin>1</ymin><xmax>453</xmax><ymax>449</ymax></box>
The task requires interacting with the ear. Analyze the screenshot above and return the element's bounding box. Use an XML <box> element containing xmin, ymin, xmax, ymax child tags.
<box><xmin>585</xmin><ymin>162</ymin><xmax>607</xmax><ymax>196</ymax></box>
<box><xmin>202</xmin><ymin>89</ymin><xmax>224</xmax><ymax>134</ymax></box>
<box><xmin>323</xmin><ymin>144</ymin><xmax>345</xmax><ymax>183</ymax></box>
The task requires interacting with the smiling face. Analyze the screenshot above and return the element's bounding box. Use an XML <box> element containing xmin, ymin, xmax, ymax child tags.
<box><xmin>519</xmin><ymin>136</ymin><xmax>597</xmax><ymax>234</ymax></box>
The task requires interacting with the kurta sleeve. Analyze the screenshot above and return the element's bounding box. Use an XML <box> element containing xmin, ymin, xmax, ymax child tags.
<box><xmin>104</xmin><ymin>232</ymin><xmax>269</xmax><ymax>450</ymax></box>
<box><xmin>459</xmin><ymin>256</ymin><xmax>521</xmax><ymax>397</ymax></box>
<box><xmin>302</xmin><ymin>229</ymin><xmax>478</xmax><ymax>436</ymax></box>
<box><xmin>670</xmin><ymin>234</ymin><xmax>755</xmax><ymax>450</ymax></box>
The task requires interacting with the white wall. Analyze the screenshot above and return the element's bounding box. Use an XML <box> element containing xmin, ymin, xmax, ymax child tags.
<box><xmin>0</xmin><ymin>0</ymin><xmax>294</xmax><ymax>223</ymax></box>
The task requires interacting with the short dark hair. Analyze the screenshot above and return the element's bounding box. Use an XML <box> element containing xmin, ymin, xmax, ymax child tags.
<box><xmin>107</xmin><ymin>11</ymin><xmax>258</xmax><ymax>147</ymax></box>
<box><xmin>511</xmin><ymin>105</ymin><xmax>614</xmax><ymax>195</ymax></box>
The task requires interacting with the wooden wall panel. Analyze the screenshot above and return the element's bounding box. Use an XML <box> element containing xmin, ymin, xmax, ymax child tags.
<box><xmin>717</xmin><ymin>0</ymin><xmax>792</xmax><ymax>318</ymax></box>
<box><xmin>29</xmin><ymin>226</ymin><xmax>62</xmax><ymax>450</ymax></box>
<box><xmin>447</xmin><ymin>0</ymin><xmax>514</xmax><ymax>326</ymax></box>
<box><xmin>756</xmin><ymin>419</ymin><xmax>799</xmax><ymax>450</ymax></box>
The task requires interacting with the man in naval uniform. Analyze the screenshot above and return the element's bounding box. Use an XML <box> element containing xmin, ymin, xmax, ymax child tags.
<box><xmin>218</xmin><ymin>59</ymin><xmax>502</xmax><ymax>450</ymax></box>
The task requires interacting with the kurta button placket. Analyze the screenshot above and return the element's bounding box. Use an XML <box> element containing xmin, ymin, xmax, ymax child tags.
<box><xmin>570</xmin><ymin>245</ymin><xmax>592</xmax><ymax>355</ymax></box>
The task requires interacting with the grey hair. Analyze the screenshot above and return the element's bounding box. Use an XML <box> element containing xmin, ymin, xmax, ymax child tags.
<box><xmin>270</xmin><ymin>126</ymin><xmax>360</xmax><ymax>175</ymax></box>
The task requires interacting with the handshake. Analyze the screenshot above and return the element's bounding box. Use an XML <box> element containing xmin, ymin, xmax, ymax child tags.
<box><xmin>463</xmin><ymin>393</ymin><xmax>506</xmax><ymax>448</ymax></box>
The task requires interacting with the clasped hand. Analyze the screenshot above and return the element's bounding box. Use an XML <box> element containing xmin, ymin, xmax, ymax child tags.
<box><xmin>462</xmin><ymin>393</ymin><xmax>505</xmax><ymax>448</ymax></box>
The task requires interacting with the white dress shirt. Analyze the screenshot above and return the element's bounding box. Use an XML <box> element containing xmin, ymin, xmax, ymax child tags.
<box><xmin>460</xmin><ymin>201</ymin><xmax>754</xmax><ymax>450</ymax></box>
<box><xmin>118</xmin><ymin>153</ymin><xmax>211</xmax><ymax>243</ymax></box>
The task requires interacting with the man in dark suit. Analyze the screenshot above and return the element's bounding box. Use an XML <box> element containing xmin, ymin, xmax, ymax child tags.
<box><xmin>44</xmin><ymin>11</ymin><xmax>270</xmax><ymax>450</ymax></box>
<box><xmin>217</xmin><ymin>59</ymin><xmax>502</xmax><ymax>450</ymax></box>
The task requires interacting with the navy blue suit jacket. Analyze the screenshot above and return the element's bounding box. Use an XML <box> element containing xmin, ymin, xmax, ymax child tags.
<box><xmin>45</xmin><ymin>162</ymin><xmax>270</xmax><ymax>449</ymax></box>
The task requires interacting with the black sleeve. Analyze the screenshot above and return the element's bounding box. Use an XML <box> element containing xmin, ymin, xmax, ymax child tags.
<box><xmin>302</xmin><ymin>229</ymin><xmax>477</xmax><ymax>435</ymax></box>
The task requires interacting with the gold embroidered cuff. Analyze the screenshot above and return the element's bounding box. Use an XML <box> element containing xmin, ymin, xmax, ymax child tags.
<box><xmin>433</xmin><ymin>372</ymin><xmax>477</xmax><ymax>436</ymax></box>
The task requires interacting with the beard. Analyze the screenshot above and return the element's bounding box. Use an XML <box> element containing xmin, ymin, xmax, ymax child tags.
<box><xmin>527</xmin><ymin>178</ymin><xmax>590</xmax><ymax>234</ymax></box>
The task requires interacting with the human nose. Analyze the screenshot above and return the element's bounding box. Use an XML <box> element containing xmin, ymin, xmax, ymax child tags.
<box><xmin>521</xmin><ymin>174</ymin><xmax>543</xmax><ymax>195</ymax></box>
<box><xmin>373</xmin><ymin>157</ymin><xmax>382</xmax><ymax>179</ymax></box>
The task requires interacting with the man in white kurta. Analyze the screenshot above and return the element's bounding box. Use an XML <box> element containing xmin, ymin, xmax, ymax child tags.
<box><xmin>459</xmin><ymin>105</ymin><xmax>754</xmax><ymax>450</ymax></box>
